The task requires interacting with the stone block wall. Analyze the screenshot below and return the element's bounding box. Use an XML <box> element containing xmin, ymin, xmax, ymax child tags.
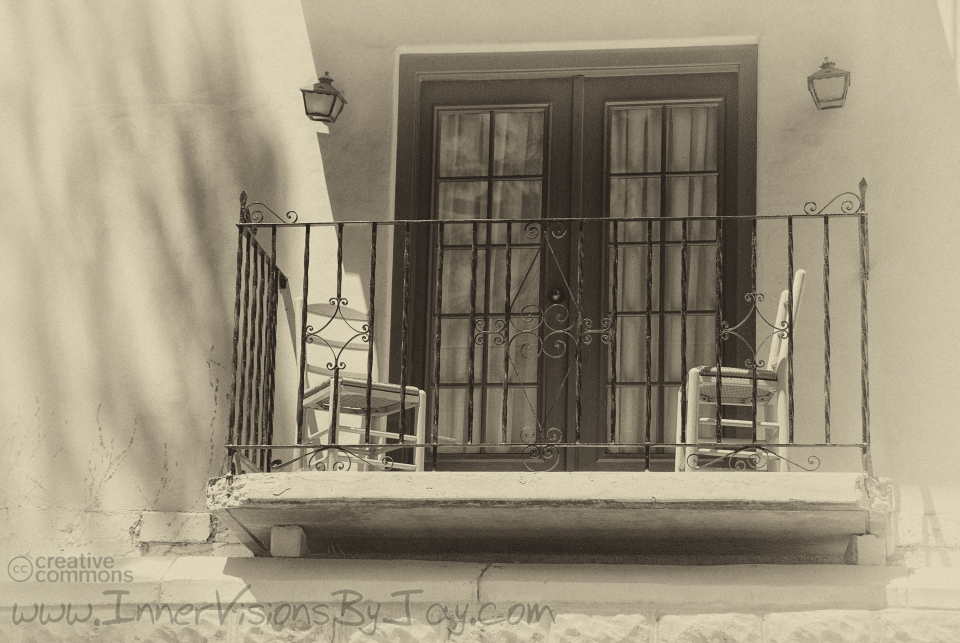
<box><xmin>2</xmin><ymin>558</ymin><xmax>958</xmax><ymax>642</ymax></box>
<box><xmin>2</xmin><ymin>605</ymin><xmax>959</xmax><ymax>642</ymax></box>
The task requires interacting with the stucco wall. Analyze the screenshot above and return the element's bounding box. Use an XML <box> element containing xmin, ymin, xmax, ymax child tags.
<box><xmin>0</xmin><ymin>0</ymin><xmax>331</xmax><ymax>559</ymax></box>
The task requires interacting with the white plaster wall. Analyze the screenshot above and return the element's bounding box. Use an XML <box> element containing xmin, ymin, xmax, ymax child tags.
<box><xmin>301</xmin><ymin>0</ymin><xmax>960</xmax><ymax>558</ymax></box>
<box><xmin>0</xmin><ymin>0</ymin><xmax>331</xmax><ymax>559</ymax></box>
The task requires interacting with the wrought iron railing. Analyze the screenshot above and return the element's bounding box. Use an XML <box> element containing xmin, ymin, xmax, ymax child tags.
<box><xmin>226</xmin><ymin>193</ymin><xmax>291</xmax><ymax>473</ymax></box>
<box><xmin>226</xmin><ymin>182</ymin><xmax>871</xmax><ymax>475</ymax></box>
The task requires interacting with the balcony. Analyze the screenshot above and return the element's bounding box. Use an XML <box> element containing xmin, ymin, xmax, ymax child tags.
<box><xmin>208</xmin><ymin>185</ymin><xmax>890</xmax><ymax>561</ymax></box>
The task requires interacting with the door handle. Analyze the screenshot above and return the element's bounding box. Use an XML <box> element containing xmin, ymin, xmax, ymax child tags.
<box><xmin>548</xmin><ymin>288</ymin><xmax>566</xmax><ymax>304</ymax></box>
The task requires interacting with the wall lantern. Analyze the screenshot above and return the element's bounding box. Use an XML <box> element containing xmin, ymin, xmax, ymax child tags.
<box><xmin>301</xmin><ymin>72</ymin><xmax>348</xmax><ymax>123</ymax></box>
<box><xmin>807</xmin><ymin>58</ymin><xmax>851</xmax><ymax>110</ymax></box>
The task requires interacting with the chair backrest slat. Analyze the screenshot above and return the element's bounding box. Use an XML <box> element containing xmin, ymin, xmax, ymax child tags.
<box><xmin>766</xmin><ymin>270</ymin><xmax>806</xmax><ymax>371</ymax></box>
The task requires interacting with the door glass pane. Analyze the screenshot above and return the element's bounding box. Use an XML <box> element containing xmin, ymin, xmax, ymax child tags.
<box><xmin>488</xmin><ymin>247</ymin><xmax>540</xmax><ymax>315</ymax></box>
<box><xmin>665</xmin><ymin>175</ymin><xmax>717</xmax><ymax>240</ymax></box>
<box><xmin>438</xmin><ymin>112</ymin><xmax>489</xmax><ymax>177</ymax></box>
<box><xmin>439</xmin><ymin>318</ymin><xmax>479</xmax><ymax>382</ymax></box>
<box><xmin>610</xmin><ymin>177</ymin><xmax>660</xmax><ymax>219</ymax></box>
<box><xmin>609</xmin><ymin>107</ymin><xmax>662</xmax><ymax>173</ymax></box>
<box><xmin>440</xmin><ymin>250</ymin><xmax>486</xmax><ymax>314</ymax></box>
<box><xmin>611</xmin><ymin>245</ymin><xmax>660</xmax><ymax>312</ymax></box>
<box><xmin>438</xmin><ymin>388</ymin><xmax>469</xmax><ymax>444</ymax></box>
<box><xmin>492</xmin><ymin>180</ymin><xmax>542</xmax><ymax>220</ymax></box>
<box><xmin>491</xmin><ymin>180</ymin><xmax>542</xmax><ymax>244</ymax></box>
<box><xmin>662</xmin><ymin>314</ymin><xmax>717</xmax><ymax>382</ymax></box>
<box><xmin>493</xmin><ymin>111</ymin><xmax>544</xmax><ymax>176</ymax></box>
<box><xmin>609</xmin><ymin>385</ymin><xmax>659</xmax><ymax>449</ymax></box>
<box><xmin>613</xmin><ymin>316</ymin><xmax>657</xmax><ymax>383</ymax></box>
<box><xmin>662</xmin><ymin>245</ymin><xmax>717</xmax><ymax>311</ymax></box>
<box><xmin>667</xmin><ymin>105</ymin><xmax>718</xmax><ymax>172</ymax></box>
<box><xmin>486</xmin><ymin>328</ymin><xmax>539</xmax><ymax>384</ymax></box>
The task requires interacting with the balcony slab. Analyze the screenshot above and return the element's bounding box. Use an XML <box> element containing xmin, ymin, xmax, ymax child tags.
<box><xmin>207</xmin><ymin>472</ymin><xmax>889</xmax><ymax>562</ymax></box>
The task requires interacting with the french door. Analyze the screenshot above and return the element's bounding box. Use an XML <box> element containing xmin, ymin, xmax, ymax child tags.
<box><xmin>395</xmin><ymin>66</ymin><xmax>749</xmax><ymax>471</ymax></box>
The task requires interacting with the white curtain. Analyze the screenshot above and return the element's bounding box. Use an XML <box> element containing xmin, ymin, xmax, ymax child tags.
<box><xmin>609</xmin><ymin>105</ymin><xmax>720</xmax><ymax>446</ymax></box>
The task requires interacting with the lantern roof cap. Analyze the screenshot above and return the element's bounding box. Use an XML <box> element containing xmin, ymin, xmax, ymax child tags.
<box><xmin>808</xmin><ymin>58</ymin><xmax>849</xmax><ymax>80</ymax></box>
<box><xmin>302</xmin><ymin>72</ymin><xmax>349</xmax><ymax>103</ymax></box>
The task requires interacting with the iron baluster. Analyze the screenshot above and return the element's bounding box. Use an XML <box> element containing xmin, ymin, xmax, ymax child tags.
<box><xmin>750</xmin><ymin>217</ymin><xmax>759</xmax><ymax>444</ymax></box>
<box><xmin>610</xmin><ymin>220</ymin><xmax>619</xmax><ymax>445</ymax></box>
<box><xmin>467</xmin><ymin>221</ymin><xmax>478</xmax><ymax>444</ymax></box>
<box><xmin>656</xmin><ymin>103</ymin><xmax>667</xmax><ymax>473</ymax></box>
<box><xmin>645</xmin><ymin>219</ymin><xmax>653</xmax><ymax>469</ymax></box>
<box><xmin>227</xmin><ymin>224</ymin><xmax>245</xmax><ymax>462</ymax></box>
<box><xmin>432</xmin><ymin>223</ymin><xmax>445</xmax><ymax>461</ymax></box>
<box><xmin>399</xmin><ymin>222</ymin><xmax>412</xmax><ymax>442</ymax></box>
<box><xmin>715</xmin><ymin>217</ymin><xmax>724</xmax><ymax>445</ymax></box>
<box><xmin>502</xmin><ymin>221</ymin><xmax>512</xmax><ymax>445</ymax></box>
<box><xmin>823</xmin><ymin>214</ymin><xmax>831</xmax><ymax>444</ymax></box>
<box><xmin>295</xmin><ymin>227</ymin><xmax>311</xmax><ymax>445</ymax></box>
<box><xmin>787</xmin><ymin>216</ymin><xmax>795</xmax><ymax>446</ymax></box>
<box><xmin>237</xmin><ymin>230</ymin><xmax>253</xmax><ymax>461</ymax></box>
<box><xmin>365</xmin><ymin>225</ymin><xmax>377</xmax><ymax>444</ymax></box>
<box><xmin>575</xmin><ymin>219</ymin><xmax>584</xmax><ymax>445</ymax></box>
<box><xmin>264</xmin><ymin>229</ymin><xmax>280</xmax><ymax>471</ymax></box>
<box><xmin>251</xmin><ymin>236</ymin><xmax>265</xmax><ymax>468</ymax></box>
<box><xmin>859</xmin><ymin>209</ymin><xmax>872</xmax><ymax>475</ymax></box>
<box><xmin>680</xmin><ymin>219</ymin><xmax>688</xmax><ymax>447</ymax></box>
<box><xmin>327</xmin><ymin>224</ymin><xmax>346</xmax><ymax>446</ymax></box>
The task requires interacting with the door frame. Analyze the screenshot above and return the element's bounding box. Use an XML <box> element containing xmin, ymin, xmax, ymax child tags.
<box><xmin>391</xmin><ymin>46</ymin><xmax>758</xmax><ymax>470</ymax></box>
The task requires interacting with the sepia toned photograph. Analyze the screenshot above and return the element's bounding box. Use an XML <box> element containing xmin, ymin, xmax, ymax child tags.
<box><xmin>1</xmin><ymin>1</ymin><xmax>958</xmax><ymax>641</ymax></box>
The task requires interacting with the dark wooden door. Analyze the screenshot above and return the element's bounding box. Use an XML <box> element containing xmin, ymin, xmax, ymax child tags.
<box><xmin>401</xmin><ymin>71</ymin><xmax>744</xmax><ymax>471</ymax></box>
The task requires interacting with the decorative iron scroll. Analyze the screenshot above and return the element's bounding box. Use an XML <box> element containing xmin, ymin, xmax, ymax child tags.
<box><xmin>304</xmin><ymin>296</ymin><xmax>370</xmax><ymax>371</ymax></box>
<box><xmin>686</xmin><ymin>447</ymin><xmax>820</xmax><ymax>472</ymax></box>
<box><xmin>307</xmin><ymin>446</ymin><xmax>396</xmax><ymax>472</ymax></box>
<box><xmin>471</xmin><ymin>219</ymin><xmax>616</xmax><ymax>445</ymax></box>
<box><xmin>520</xmin><ymin>426</ymin><xmax>563</xmax><ymax>472</ymax></box>
<box><xmin>270</xmin><ymin>445</ymin><xmax>397</xmax><ymax>472</ymax></box>
<box><xmin>719</xmin><ymin>290</ymin><xmax>789</xmax><ymax>370</ymax></box>
<box><xmin>240</xmin><ymin>192</ymin><xmax>299</xmax><ymax>224</ymax></box>
<box><xmin>474</xmin><ymin>304</ymin><xmax>615</xmax><ymax>359</ymax></box>
<box><xmin>802</xmin><ymin>184</ymin><xmax>865</xmax><ymax>216</ymax></box>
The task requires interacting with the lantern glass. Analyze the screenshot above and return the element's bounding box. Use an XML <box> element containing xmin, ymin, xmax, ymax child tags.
<box><xmin>811</xmin><ymin>76</ymin><xmax>847</xmax><ymax>109</ymax></box>
<box><xmin>303</xmin><ymin>91</ymin><xmax>336</xmax><ymax>119</ymax></box>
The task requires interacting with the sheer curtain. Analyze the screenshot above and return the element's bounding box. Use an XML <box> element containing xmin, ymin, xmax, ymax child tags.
<box><xmin>435</xmin><ymin>109</ymin><xmax>545</xmax><ymax>448</ymax></box>
<box><xmin>608</xmin><ymin>104</ymin><xmax>720</xmax><ymax>446</ymax></box>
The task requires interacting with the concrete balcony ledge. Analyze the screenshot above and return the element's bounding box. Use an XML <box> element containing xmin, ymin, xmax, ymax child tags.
<box><xmin>207</xmin><ymin>472</ymin><xmax>891</xmax><ymax>563</ymax></box>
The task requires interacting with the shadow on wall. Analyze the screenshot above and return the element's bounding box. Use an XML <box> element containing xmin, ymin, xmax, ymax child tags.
<box><xmin>0</xmin><ymin>1</ymin><xmax>289</xmax><ymax>536</ymax></box>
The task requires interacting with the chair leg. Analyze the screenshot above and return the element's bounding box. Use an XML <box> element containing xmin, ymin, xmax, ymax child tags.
<box><xmin>415</xmin><ymin>390</ymin><xmax>426</xmax><ymax>472</ymax></box>
<box><xmin>678</xmin><ymin>368</ymin><xmax>701</xmax><ymax>472</ymax></box>
<box><xmin>674</xmin><ymin>388</ymin><xmax>684</xmax><ymax>472</ymax></box>
<box><xmin>775</xmin><ymin>387</ymin><xmax>789</xmax><ymax>472</ymax></box>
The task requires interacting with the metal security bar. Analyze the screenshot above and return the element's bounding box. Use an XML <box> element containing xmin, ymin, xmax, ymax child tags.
<box><xmin>225</xmin><ymin>183</ymin><xmax>870</xmax><ymax>475</ymax></box>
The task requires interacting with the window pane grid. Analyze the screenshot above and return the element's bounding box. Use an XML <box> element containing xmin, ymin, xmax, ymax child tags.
<box><xmin>606</xmin><ymin>101</ymin><xmax>721</xmax><ymax>449</ymax></box>
<box><xmin>435</xmin><ymin>107</ymin><xmax>546</xmax><ymax>447</ymax></box>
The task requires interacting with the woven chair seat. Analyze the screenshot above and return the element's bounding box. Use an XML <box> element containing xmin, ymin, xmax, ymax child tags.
<box><xmin>702</xmin><ymin>366</ymin><xmax>777</xmax><ymax>380</ymax></box>
<box><xmin>697</xmin><ymin>368</ymin><xmax>778</xmax><ymax>405</ymax></box>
